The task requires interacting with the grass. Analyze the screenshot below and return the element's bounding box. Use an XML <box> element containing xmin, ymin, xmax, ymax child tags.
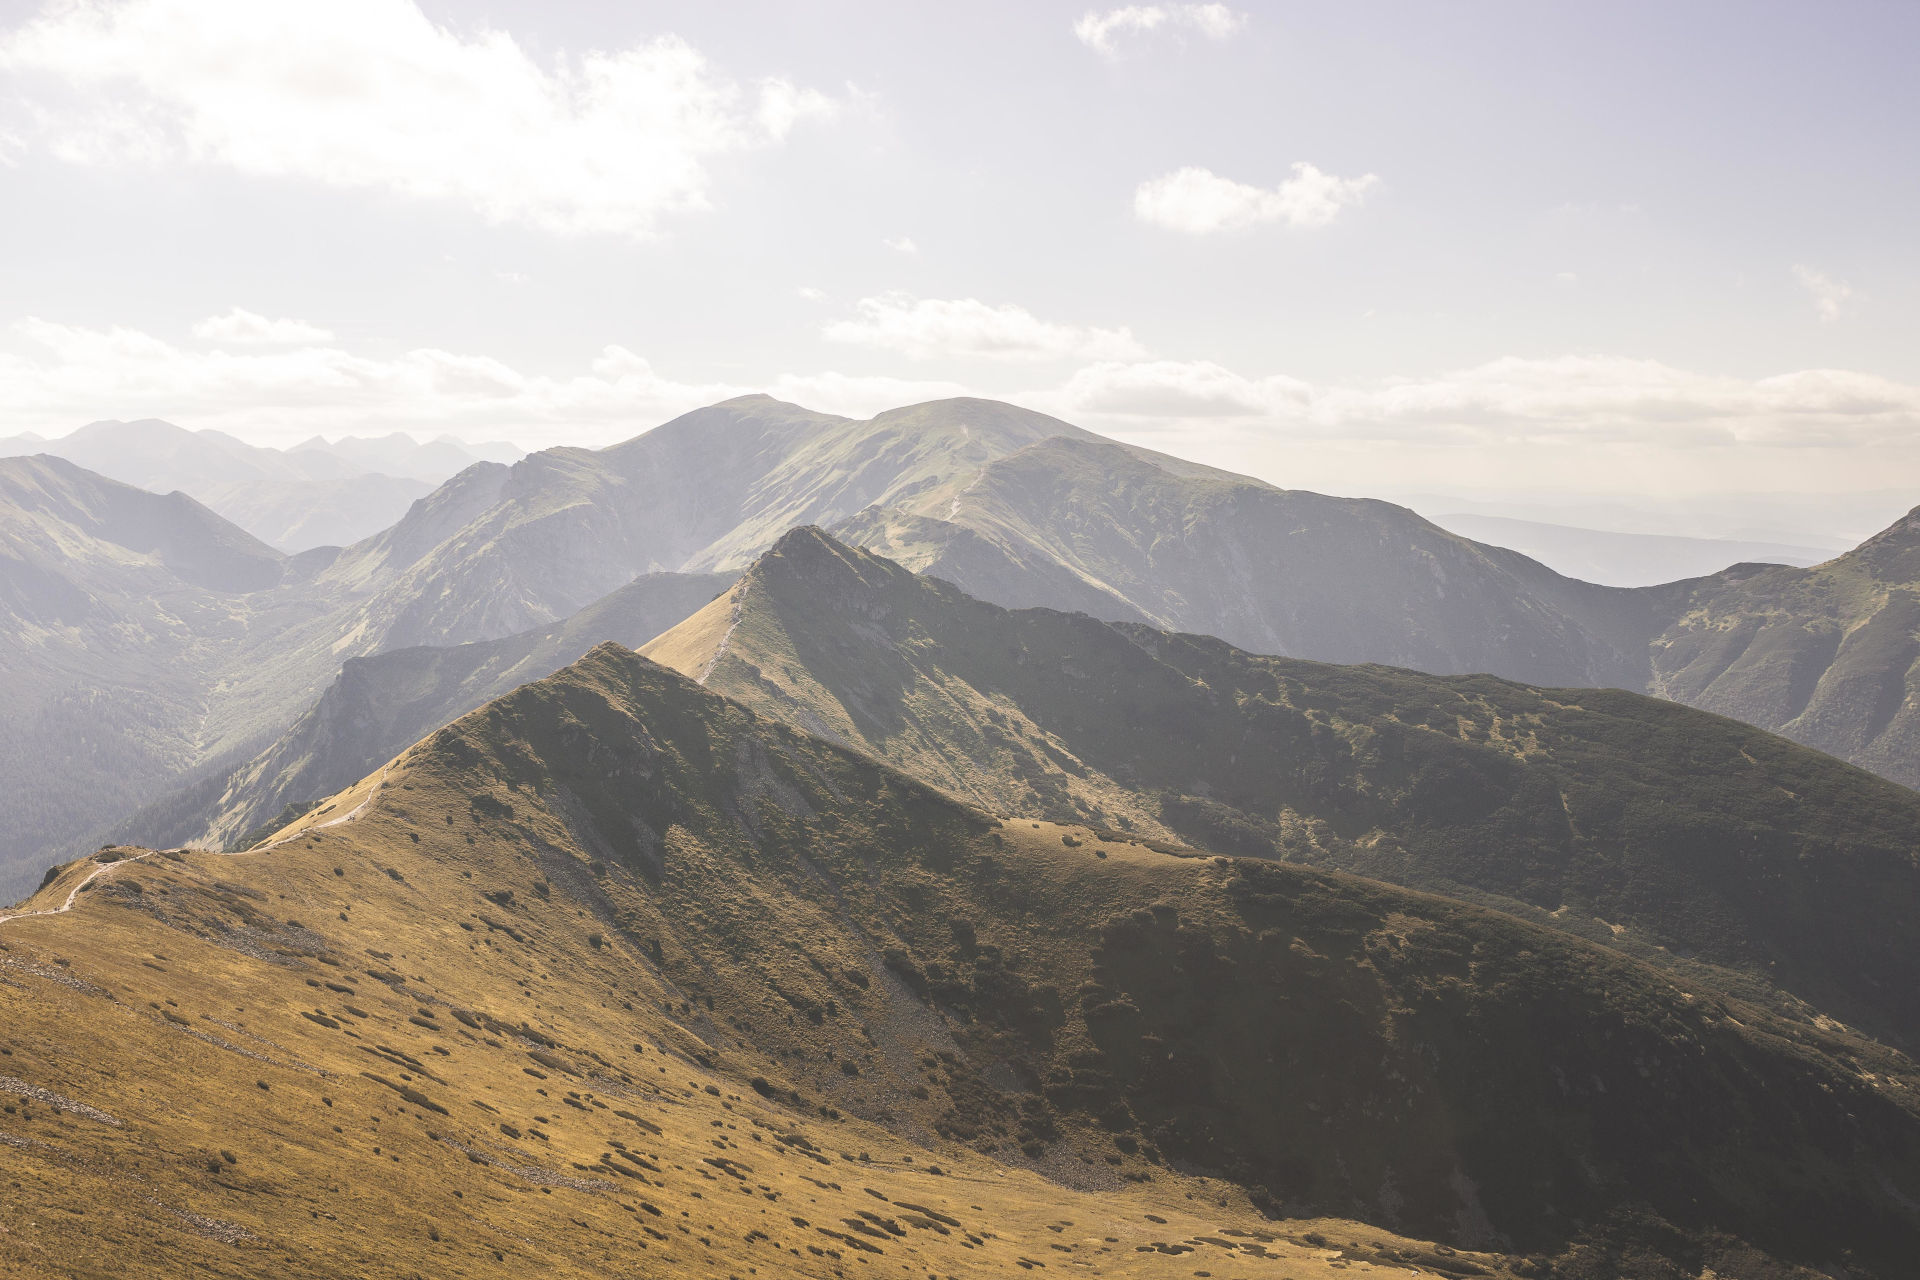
<box><xmin>6</xmin><ymin>643</ymin><xmax>1920</xmax><ymax>1277</ymax></box>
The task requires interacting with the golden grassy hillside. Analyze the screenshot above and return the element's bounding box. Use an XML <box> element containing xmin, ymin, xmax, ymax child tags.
<box><xmin>6</xmin><ymin>644</ymin><xmax>1917</xmax><ymax>1279</ymax></box>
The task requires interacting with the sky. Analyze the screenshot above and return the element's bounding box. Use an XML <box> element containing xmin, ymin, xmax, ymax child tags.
<box><xmin>0</xmin><ymin>0</ymin><xmax>1916</xmax><ymax>531</ymax></box>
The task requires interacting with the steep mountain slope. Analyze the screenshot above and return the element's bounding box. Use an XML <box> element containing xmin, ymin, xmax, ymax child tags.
<box><xmin>648</xmin><ymin>528</ymin><xmax>1920</xmax><ymax>1049</ymax></box>
<box><xmin>1649</xmin><ymin>506</ymin><xmax>1920</xmax><ymax>786</ymax></box>
<box><xmin>319</xmin><ymin>395</ymin><xmax>1095</xmax><ymax>651</ymax></box>
<box><xmin>4</xmin><ymin>645</ymin><xmax>1918</xmax><ymax>1278</ymax></box>
<box><xmin>0</xmin><ymin>419</ymin><xmax>446</xmax><ymax>550</ymax></box>
<box><xmin>0</xmin><ymin>456</ymin><xmax>303</xmax><ymax>900</ymax></box>
<box><xmin>0</xmin><ymin>398</ymin><xmax>1086</xmax><ymax>888</ymax></box>
<box><xmin>834</xmin><ymin>436</ymin><xmax>1674</xmax><ymax>689</ymax></box>
<box><xmin>117</xmin><ymin>570</ymin><xmax>738</xmax><ymax>852</ymax></box>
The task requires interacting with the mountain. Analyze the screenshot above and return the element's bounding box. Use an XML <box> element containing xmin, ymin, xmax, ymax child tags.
<box><xmin>1426</xmin><ymin>513</ymin><xmax>1831</xmax><ymax>587</ymax></box>
<box><xmin>118</xmin><ymin>569</ymin><xmax>737</xmax><ymax>853</ymax></box>
<box><xmin>0</xmin><ymin>419</ymin><xmax>508</xmax><ymax>550</ymax></box>
<box><xmin>311</xmin><ymin>395</ymin><xmax>1098</xmax><ymax>651</ymax></box>
<box><xmin>1648</xmin><ymin>505</ymin><xmax>1920</xmax><ymax>787</ymax></box>
<box><xmin>9</xmin><ymin>393</ymin><xmax>1920</xmax><ymax>898</ymax></box>
<box><xmin>833</xmin><ymin>434</ymin><xmax>1675</xmax><ymax>689</ymax></box>
<box><xmin>5</xmin><ymin>643</ymin><xmax>1919</xmax><ymax>1278</ymax></box>
<box><xmin>647</xmin><ymin>528</ymin><xmax>1920</xmax><ymax>1050</ymax></box>
<box><xmin>0</xmin><ymin>397</ymin><xmax>1084</xmax><ymax>889</ymax></box>
<box><xmin>0</xmin><ymin>456</ymin><xmax>300</xmax><ymax>900</ymax></box>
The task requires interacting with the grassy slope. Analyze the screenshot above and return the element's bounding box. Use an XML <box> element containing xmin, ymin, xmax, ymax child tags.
<box><xmin>648</xmin><ymin>529</ymin><xmax>1920</xmax><ymax>1052</ymax></box>
<box><xmin>1651</xmin><ymin>506</ymin><xmax>1920</xmax><ymax>786</ymax></box>
<box><xmin>6</xmin><ymin>645</ymin><xmax>1919</xmax><ymax>1279</ymax></box>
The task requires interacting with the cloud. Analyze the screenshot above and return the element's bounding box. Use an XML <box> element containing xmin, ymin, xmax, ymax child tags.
<box><xmin>0</xmin><ymin>0</ymin><xmax>836</xmax><ymax>236</ymax></box>
<box><xmin>766</xmin><ymin>371</ymin><xmax>968</xmax><ymax>419</ymax></box>
<box><xmin>1794</xmin><ymin>265</ymin><xmax>1853</xmax><ymax>323</ymax></box>
<box><xmin>191</xmin><ymin>308</ymin><xmax>334</xmax><ymax>345</ymax></box>
<box><xmin>0</xmin><ymin>316</ymin><xmax>966</xmax><ymax>447</ymax></box>
<box><xmin>1059</xmin><ymin>360</ymin><xmax>1312</xmax><ymax>418</ymax></box>
<box><xmin>796</xmin><ymin>286</ymin><xmax>827</xmax><ymax>302</ymax></box>
<box><xmin>7</xmin><ymin>314</ymin><xmax>1915</xmax><ymax>465</ymax></box>
<box><xmin>1134</xmin><ymin>163</ymin><xmax>1378</xmax><ymax>233</ymax></box>
<box><xmin>1074</xmin><ymin>5</ymin><xmax>1247</xmax><ymax>57</ymax></box>
<box><xmin>1047</xmin><ymin>355</ymin><xmax>1920</xmax><ymax>448</ymax></box>
<box><xmin>882</xmin><ymin>236</ymin><xmax>918</xmax><ymax>254</ymax></box>
<box><xmin>824</xmin><ymin>294</ymin><xmax>1146</xmax><ymax>362</ymax></box>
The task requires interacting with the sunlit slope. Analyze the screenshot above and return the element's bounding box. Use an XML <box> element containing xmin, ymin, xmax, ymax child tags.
<box><xmin>1650</xmin><ymin>505</ymin><xmax>1920</xmax><ymax>785</ymax></box>
<box><xmin>834</xmin><ymin>435</ymin><xmax>1671</xmax><ymax>688</ymax></box>
<box><xmin>649</xmin><ymin>528</ymin><xmax>1920</xmax><ymax>1050</ymax></box>
<box><xmin>322</xmin><ymin>395</ymin><xmax>1091</xmax><ymax>652</ymax></box>
<box><xmin>4</xmin><ymin>843</ymin><xmax>1486</xmax><ymax>1279</ymax></box>
<box><xmin>9</xmin><ymin>643</ymin><xmax>1912</xmax><ymax>1275</ymax></box>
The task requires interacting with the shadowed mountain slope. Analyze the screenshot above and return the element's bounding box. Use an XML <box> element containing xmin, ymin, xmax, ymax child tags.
<box><xmin>5</xmin><ymin>644</ymin><xmax>1920</xmax><ymax>1277</ymax></box>
<box><xmin>647</xmin><ymin>528</ymin><xmax>1920</xmax><ymax>1050</ymax></box>
<box><xmin>0</xmin><ymin>418</ymin><xmax>447</xmax><ymax>550</ymax></box>
<box><xmin>114</xmin><ymin>569</ymin><xmax>739</xmax><ymax>853</ymax></box>
<box><xmin>0</xmin><ymin>456</ymin><xmax>305</xmax><ymax>899</ymax></box>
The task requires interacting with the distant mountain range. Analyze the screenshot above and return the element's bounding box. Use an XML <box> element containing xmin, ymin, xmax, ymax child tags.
<box><xmin>13</xmin><ymin>397</ymin><xmax>1920</xmax><ymax>1278</ymax></box>
<box><xmin>8</xmin><ymin>393</ymin><xmax>1920</xmax><ymax>903</ymax></box>
<box><xmin>0</xmin><ymin>418</ymin><xmax>522</xmax><ymax>549</ymax></box>
<box><xmin>1426</xmin><ymin>512</ymin><xmax>1832</xmax><ymax>586</ymax></box>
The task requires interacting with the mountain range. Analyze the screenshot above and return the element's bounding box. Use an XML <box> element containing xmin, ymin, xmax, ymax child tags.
<box><xmin>7</xmin><ymin>639</ymin><xmax>1920</xmax><ymax>1277</ymax></box>
<box><xmin>0</xmin><ymin>419</ymin><xmax>522</xmax><ymax>550</ymax></box>
<box><xmin>10</xmin><ymin>394</ymin><xmax>1920</xmax><ymax>1277</ymax></box>
<box><xmin>8</xmin><ymin>393</ymin><xmax>1920</xmax><ymax>895</ymax></box>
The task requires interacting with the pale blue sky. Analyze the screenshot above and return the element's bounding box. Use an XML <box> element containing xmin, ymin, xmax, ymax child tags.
<box><xmin>0</xmin><ymin>0</ymin><xmax>1914</xmax><ymax>512</ymax></box>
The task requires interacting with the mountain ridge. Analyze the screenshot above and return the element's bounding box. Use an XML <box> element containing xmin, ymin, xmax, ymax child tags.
<box><xmin>5</xmin><ymin>639</ymin><xmax>1919</xmax><ymax>1276</ymax></box>
<box><xmin>647</xmin><ymin>526</ymin><xmax>1920</xmax><ymax>1049</ymax></box>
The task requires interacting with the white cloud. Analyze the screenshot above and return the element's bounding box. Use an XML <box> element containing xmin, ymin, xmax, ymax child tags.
<box><xmin>1134</xmin><ymin>163</ymin><xmax>1378</xmax><ymax>233</ymax></box>
<box><xmin>1794</xmin><ymin>265</ymin><xmax>1853</xmax><ymax>323</ymax></box>
<box><xmin>1059</xmin><ymin>360</ymin><xmax>1312</xmax><ymax>418</ymax></box>
<box><xmin>0</xmin><ymin>0</ymin><xmax>836</xmax><ymax>236</ymax></box>
<box><xmin>7</xmin><ymin>314</ymin><xmax>1916</xmax><ymax>467</ymax></box>
<box><xmin>191</xmin><ymin>307</ymin><xmax>334</xmax><ymax>345</ymax></box>
<box><xmin>882</xmin><ymin>236</ymin><xmax>918</xmax><ymax>254</ymax></box>
<box><xmin>1046</xmin><ymin>355</ymin><xmax>1920</xmax><ymax>449</ymax></box>
<box><xmin>766</xmin><ymin>371</ymin><xmax>968</xmax><ymax>419</ymax></box>
<box><xmin>796</xmin><ymin>286</ymin><xmax>827</xmax><ymax>302</ymax></box>
<box><xmin>0</xmin><ymin>316</ymin><xmax>964</xmax><ymax>447</ymax></box>
<box><xmin>824</xmin><ymin>294</ymin><xmax>1146</xmax><ymax>362</ymax></box>
<box><xmin>1074</xmin><ymin>5</ymin><xmax>1247</xmax><ymax>57</ymax></box>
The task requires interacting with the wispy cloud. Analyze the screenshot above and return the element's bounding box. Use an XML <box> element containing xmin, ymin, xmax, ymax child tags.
<box><xmin>0</xmin><ymin>316</ymin><xmax>961</xmax><ymax>444</ymax></box>
<box><xmin>191</xmin><ymin>308</ymin><xmax>333</xmax><ymax>345</ymax></box>
<box><xmin>824</xmin><ymin>294</ymin><xmax>1146</xmax><ymax>362</ymax></box>
<box><xmin>1134</xmin><ymin>163</ymin><xmax>1378</xmax><ymax>233</ymax></box>
<box><xmin>882</xmin><ymin>236</ymin><xmax>919</xmax><ymax>254</ymax></box>
<box><xmin>1050</xmin><ymin>355</ymin><xmax>1920</xmax><ymax>448</ymax></box>
<box><xmin>1794</xmin><ymin>265</ymin><xmax>1853</xmax><ymax>323</ymax></box>
<box><xmin>0</xmin><ymin>0</ymin><xmax>837</xmax><ymax>236</ymax></box>
<box><xmin>7</xmin><ymin>314</ymin><xmax>1915</xmax><ymax>461</ymax></box>
<box><xmin>1074</xmin><ymin>5</ymin><xmax>1247</xmax><ymax>57</ymax></box>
